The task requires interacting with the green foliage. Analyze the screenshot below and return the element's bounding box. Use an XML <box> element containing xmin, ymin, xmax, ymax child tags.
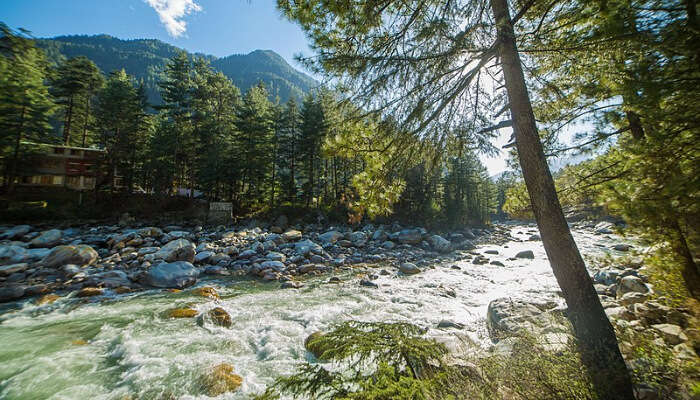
<box><xmin>502</xmin><ymin>182</ymin><xmax>532</xmax><ymax>220</ymax></box>
<box><xmin>616</xmin><ymin>329</ymin><xmax>699</xmax><ymax>399</ymax></box>
<box><xmin>638</xmin><ymin>247</ymin><xmax>692</xmax><ymax>307</ymax></box>
<box><xmin>474</xmin><ymin>334</ymin><xmax>596</xmax><ymax>400</ymax></box>
<box><xmin>93</xmin><ymin>69</ymin><xmax>150</xmax><ymax>191</ymax></box>
<box><xmin>49</xmin><ymin>55</ymin><xmax>103</xmax><ymax>146</ymax></box>
<box><xmin>256</xmin><ymin>321</ymin><xmax>449</xmax><ymax>400</ymax></box>
<box><xmin>520</xmin><ymin>0</ymin><xmax>700</xmax><ymax>296</ymax></box>
<box><xmin>0</xmin><ymin>23</ymin><xmax>55</xmax><ymax>190</ymax></box>
<box><xmin>262</xmin><ymin>322</ymin><xmax>700</xmax><ymax>400</ymax></box>
<box><xmin>236</xmin><ymin>82</ymin><xmax>275</xmax><ymax>202</ymax></box>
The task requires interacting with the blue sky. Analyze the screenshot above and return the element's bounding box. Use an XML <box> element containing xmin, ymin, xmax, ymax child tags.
<box><xmin>0</xmin><ymin>0</ymin><xmax>312</xmax><ymax>67</ymax></box>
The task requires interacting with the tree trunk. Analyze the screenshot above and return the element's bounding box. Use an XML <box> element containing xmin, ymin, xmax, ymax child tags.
<box><xmin>625</xmin><ymin>111</ymin><xmax>645</xmax><ymax>140</ymax></box>
<box><xmin>489</xmin><ymin>0</ymin><xmax>635</xmax><ymax>398</ymax></box>
<box><xmin>270</xmin><ymin>144</ymin><xmax>277</xmax><ymax>208</ymax></box>
<box><xmin>8</xmin><ymin>105</ymin><xmax>27</xmax><ymax>193</ymax></box>
<box><xmin>671</xmin><ymin>218</ymin><xmax>700</xmax><ymax>298</ymax></box>
<box><xmin>64</xmin><ymin>95</ymin><xmax>74</xmax><ymax>145</ymax></box>
<box><xmin>82</xmin><ymin>94</ymin><xmax>91</xmax><ymax>147</ymax></box>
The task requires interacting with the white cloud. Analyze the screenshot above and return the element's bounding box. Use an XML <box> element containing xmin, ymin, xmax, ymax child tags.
<box><xmin>144</xmin><ymin>0</ymin><xmax>202</xmax><ymax>37</ymax></box>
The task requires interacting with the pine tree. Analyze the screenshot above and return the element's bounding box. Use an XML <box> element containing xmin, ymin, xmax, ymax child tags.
<box><xmin>50</xmin><ymin>56</ymin><xmax>102</xmax><ymax>145</ymax></box>
<box><xmin>236</xmin><ymin>82</ymin><xmax>275</xmax><ymax>205</ymax></box>
<box><xmin>157</xmin><ymin>51</ymin><xmax>194</xmax><ymax>193</ymax></box>
<box><xmin>94</xmin><ymin>70</ymin><xmax>150</xmax><ymax>193</ymax></box>
<box><xmin>299</xmin><ymin>93</ymin><xmax>324</xmax><ymax>206</ymax></box>
<box><xmin>191</xmin><ymin>59</ymin><xmax>242</xmax><ymax>199</ymax></box>
<box><xmin>277</xmin><ymin>97</ymin><xmax>302</xmax><ymax>203</ymax></box>
<box><xmin>0</xmin><ymin>24</ymin><xmax>55</xmax><ymax>192</ymax></box>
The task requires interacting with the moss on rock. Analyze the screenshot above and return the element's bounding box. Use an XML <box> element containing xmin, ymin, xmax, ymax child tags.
<box><xmin>192</xmin><ymin>286</ymin><xmax>219</xmax><ymax>299</ymax></box>
<box><xmin>167</xmin><ymin>307</ymin><xmax>198</xmax><ymax>318</ymax></box>
<box><xmin>209</xmin><ymin>307</ymin><xmax>232</xmax><ymax>328</ymax></box>
<box><xmin>200</xmin><ymin>363</ymin><xmax>242</xmax><ymax>396</ymax></box>
<box><xmin>304</xmin><ymin>331</ymin><xmax>327</xmax><ymax>358</ymax></box>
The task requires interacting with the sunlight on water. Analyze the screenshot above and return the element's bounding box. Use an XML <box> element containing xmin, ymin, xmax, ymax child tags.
<box><xmin>0</xmin><ymin>225</ymin><xmax>633</xmax><ymax>399</ymax></box>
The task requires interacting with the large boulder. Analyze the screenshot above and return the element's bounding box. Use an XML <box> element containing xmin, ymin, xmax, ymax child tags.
<box><xmin>348</xmin><ymin>231</ymin><xmax>368</xmax><ymax>247</ymax></box>
<box><xmin>428</xmin><ymin>235</ymin><xmax>451</xmax><ymax>253</ymax></box>
<box><xmin>1</xmin><ymin>225</ymin><xmax>31</xmax><ymax>240</ymax></box>
<box><xmin>42</xmin><ymin>245</ymin><xmax>98</xmax><ymax>267</ymax></box>
<box><xmin>593</xmin><ymin>268</ymin><xmax>621</xmax><ymax>286</ymax></box>
<box><xmin>487</xmin><ymin>298</ymin><xmax>565</xmax><ymax>341</ymax></box>
<box><xmin>319</xmin><ymin>230</ymin><xmax>344</xmax><ymax>244</ymax></box>
<box><xmin>30</xmin><ymin>229</ymin><xmax>62</xmax><ymax>248</ymax></box>
<box><xmin>397</xmin><ymin>228</ymin><xmax>423</xmax><ymax>244</ymax></box>
<box><xmin>153</xmin><ymin>239</ymin><xmax>195</xmax><ymax>263</ymax></box>
<box><xmin>208</xmin><ymin>307</ymin><xmax>233</xmax><ymax>328</ymax></box>
<box><xmin>305</xmin><ymin>331</ymin><xmax>328</xmax><ymax>358</ymax></box>
<box><xmin>140</xmin><ymin>261</ymin><xmax>198</xmax><ymax>288</ymax></box>
<box><xmin>88</xmin><ymin>270</ymin><xmax>132</xmax><ymax>288</ymax></box>
<box><xmin>372</xmin><ymin>229</ymin><xmax>388</xmax><ymax>241</ymax></box>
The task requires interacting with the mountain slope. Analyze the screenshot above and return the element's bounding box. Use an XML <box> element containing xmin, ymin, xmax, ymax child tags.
<box><xmin>36</xmin><ymin>35</ymin><xmax>317</xmax><ymax>104</ymax></box>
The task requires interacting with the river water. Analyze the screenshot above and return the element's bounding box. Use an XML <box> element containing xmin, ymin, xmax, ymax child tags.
<box><xmin>0</xmin><ymin>225</ymin><xmax>634</xmax><ymax>399</ymax></box>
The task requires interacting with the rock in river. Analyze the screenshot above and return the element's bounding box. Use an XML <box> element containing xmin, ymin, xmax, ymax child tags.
<box><xmin>201</xmin><ymin>363</ymin><xmax>242</xmax><ymax>396</ymax></box>
<box><xmin>0</xmin><ymin>285</ymin><xmax>25</xmax><ymax>303</ymax></box>
<box><xmin>487</xmin><ymin>298</ymin><xmax>564</xmax><ymax>340</ymax></box>
<box><xmin>209</xmin><ymin>307</ymin><xmax>232</xmax><ymax>328</ymax></box>
<box><xmin>515</xmin><ymin>250</ymin><xmax>535</xmax><ymax>259</ymax></box>
<box><xmin>42</xmin><ymin>245</ymin><xmax>98</xmax><ymax>267</ymax></box>
<box><xmin>140</xmin><ymin>261</ymin><xmax>198</xmax><ymax>289</ymax></box>
<box><xmin>399</xmin><ymin>262</ymin><xmax>421</xmax><ymax>275</ymax></box>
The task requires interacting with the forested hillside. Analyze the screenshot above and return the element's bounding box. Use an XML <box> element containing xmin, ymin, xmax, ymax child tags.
<box><xmin>37</xmin><ymin>35</ymin><xmax>317</xmax><ymax>104</ymax></box>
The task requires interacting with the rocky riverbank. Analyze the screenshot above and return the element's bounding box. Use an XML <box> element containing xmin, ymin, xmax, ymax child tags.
<box><xmin>0</xmin><ymin>217</ymin><xmax>506</xmax><ymax>305</ymax></box>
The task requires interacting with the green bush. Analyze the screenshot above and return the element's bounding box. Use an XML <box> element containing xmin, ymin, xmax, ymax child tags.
<box><xmin>257</xmin><ymin>322</ymin><xmax>602</xmax><ymax>400</ymax></box>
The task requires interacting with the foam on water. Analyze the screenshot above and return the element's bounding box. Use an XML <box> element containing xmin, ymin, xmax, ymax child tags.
<box><xmin>0</xmin><ymin>225</ymin><xmax>635</xmax><ymax>399</ymax></box>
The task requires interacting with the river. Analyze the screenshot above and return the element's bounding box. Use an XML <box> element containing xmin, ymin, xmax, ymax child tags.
<box><xmin>0</xmin><ymin>224</ymin><xmax>634</xmax><ymax>399</ymax></box>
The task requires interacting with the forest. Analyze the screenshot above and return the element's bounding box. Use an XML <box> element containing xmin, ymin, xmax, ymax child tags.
<box><xmin>0</xmin><ymin>0</ymin><xmax>698</xmax><ymax>399</ymax></box>
<box><xmin>0</xmin><ymin>23</ymin><xmax>499</xmax><ymax>228</ymax></box>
